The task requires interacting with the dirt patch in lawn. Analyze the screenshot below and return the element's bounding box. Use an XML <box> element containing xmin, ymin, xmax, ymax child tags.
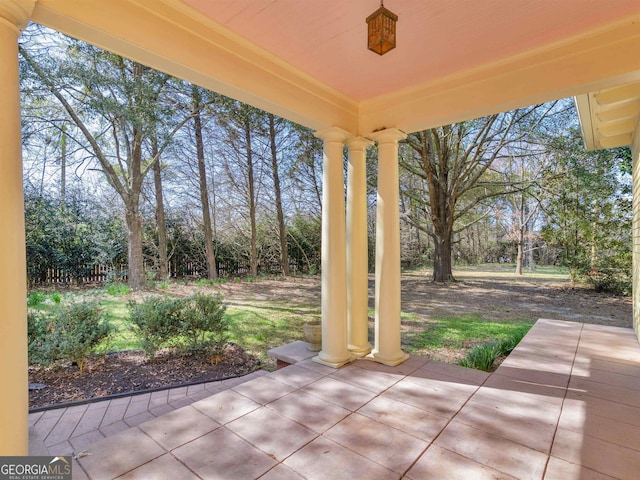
<box><xmin>185</xmin><ymin>271</ymin><xmax>632</xmax><ymax>328</ymax></box>
<box><xmin>399</xmin><ymin>271</ymin><xmax>632</xmax><ymax>327</ymax></box>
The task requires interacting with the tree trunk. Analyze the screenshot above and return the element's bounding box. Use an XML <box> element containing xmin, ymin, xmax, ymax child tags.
<box><xmin>126</xmin><ymin>120</ymin><xmax>147</xmax><ymax>289</ymax></box>
<box><xmin>590</xmin><ymin>198</ymin><xmax>599</xmax><ymax>269</ymax></box>
<box><xmin>515</xmin><ymin>228</ymin><xmax>524</xmax><ymax>276</ymax></box>
<box><xmin>515</xmin><ymin>193</ymin><xmax>526</xmax><ymax>275</ymax></box>
<box><xmin>245</xmin><ymin>120</ymin><xmax>258</xmax><ymax>278</ymax></box>
<box><xmin>152</xmin><ymin>139</ymin><xmax>169</xmax><ymax>280</ymax></box>
<box><xmin>432</xmin><ymin>234</ymin><xmax>454</xmax><ymax>282</ymax></box>
<box><xmin>268</xmin><ymin>114</ymin><xmax>289</xmax><ymax>276</ymax></box>
<box><xmin>193</xmin><ymin>89</ymin><xmax>217</xmax><ymax>279</ymax></box>
<box><xmin>527</xmin><ymin>232</ymin><xmax>535</xmax><ymax>272</ymax></box>
<box><xmin>125</xmin><ymin>206</ymin><xmax>146</xmax><ymax>289</ymax></box>
<box><xmin>60</xmin><ymin>125</ymin><xmax>67</xmax><ymax>203</ymax></box>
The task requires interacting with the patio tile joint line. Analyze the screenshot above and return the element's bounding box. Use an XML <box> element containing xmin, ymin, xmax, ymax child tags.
<box><xmin>540</xmin><ymin>322</ymin><xmax>584</xmax><ymax>479</ymax></box>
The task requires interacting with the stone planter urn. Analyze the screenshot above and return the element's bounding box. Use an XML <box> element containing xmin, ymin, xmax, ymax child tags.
<box><xmin>303</xmin><ymin>320</ymin><xmax>322</xmax><ymax>352</ymax></box>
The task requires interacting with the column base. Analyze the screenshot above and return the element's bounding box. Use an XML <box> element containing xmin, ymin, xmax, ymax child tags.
<box><xmin>313</xmin><ymin>352</ymin><xmax>354</xmax><ymax>369</ymax></box>
<box><xmin>366</xmin><ymin>350</ymin><xmax>410</xmax><ymax>367</ymax></box>
<box><xmin>348</xmin><ymin>343</ymin><xmax>372</xmax><ymax>358</ymax></box>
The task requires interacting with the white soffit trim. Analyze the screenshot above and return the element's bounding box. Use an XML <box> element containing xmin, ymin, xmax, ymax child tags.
<box><xmin>576</xmin><ymin>82</ymin><xmax>640</xmax><ymax>152</ymax></box>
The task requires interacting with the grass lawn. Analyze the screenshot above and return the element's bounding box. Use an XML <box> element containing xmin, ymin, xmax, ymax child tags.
<box><xmin>453</xmin><ymin>263</ymin><xmax>570</xmax><ymax>283</ymax></box>
<box><xmin>225</xmin><ymin>303</ymin><xmax>310</xmax><ymax>367</ymax></box>
<box><xmin>98</xmin><ymin>297</ymin><xmax>137</xmax><ymax>352</ymax></box>
<box><xmin>27</xmin><ymin>265</ymin><xmax>572</xmax><ymax>370</ymax></box>
<box><xmin>402</xmin><ymin>312</ymin><xmax>533</xmax><ymax>360</ymax></box>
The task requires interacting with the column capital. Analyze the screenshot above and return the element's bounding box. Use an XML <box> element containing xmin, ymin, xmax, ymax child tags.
<box><xmin>346</xmin><ymin>136</ymin><xmax>374</xmax><ymax>151</ymax></box>
<box><xmin>314</xmin><ymin>126</ymin><xmax>353</xmax><ymax>144</ymax></box>
<box><xmin>0</xmin><ymin>0</ymin><xmax>35</xmax><ymax>33</ymax></box>
<box><xmin>367</xmin><ymin>127</ymin><xmax>407</xmax><ymax>144</ymax></box>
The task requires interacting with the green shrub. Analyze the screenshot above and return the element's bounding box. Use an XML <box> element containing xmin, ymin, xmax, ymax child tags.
<box><xmin>27</xmin><ymin>291</ymin><xmax>46</xmax><ymax>307</ymax></box>
<box><xmin>49</xmin><ymin>302</ymin><xmax>112</xmax><ymax>371</ymax></box>
<box><xmin>180</xmin><ymin>293</ymin><xmax>228</xmax><ymax>355</ymax></box>
<box><xmin>50</xmin><ymin>292</ymin><xmax>62</xmax><ymax>304</ymax></box>
<box><xmin>569</xmin><ymin>252</ymin><xmax>632</xmax><ymax>296</ymax></box>
<box><xmin>128</xmin><ymin>296</ymin><xmax>183</xmax><ymax>358</ymax></box>
<box><xmin>27</xmin><ymin>310</ymin><xmax>54</xmax><ymax>365</ymax></box>
<box><xmin>128</xmin><ymin>293</ymin><xmax>229</xmax><ymax>361</ymax></box>
<box><xmin>588</xmin><ymin>270</ymin><xmax>632</xmax><ymax>296</ymax></box>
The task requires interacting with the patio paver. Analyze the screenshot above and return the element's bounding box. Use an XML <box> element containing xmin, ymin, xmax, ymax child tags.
<box><xmin>172</xmin><ymin>428</ymin><xmax>277</xmax><ymax>480</ymax></box>
<box><xmin>29</xmin><ymin>319</ymin><xmax>640</xmax><ymax>479</ymax></box>
<box><xmin>29</xmin><ymin>370</ymin><xmax>267</xmax><ymax>456</ymax></box>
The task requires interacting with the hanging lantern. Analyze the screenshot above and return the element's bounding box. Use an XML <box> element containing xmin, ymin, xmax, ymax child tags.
<box><xmin>366</xmin><ymin>2</ymin><xmax>398</xmax><ymax>55</ymax></box>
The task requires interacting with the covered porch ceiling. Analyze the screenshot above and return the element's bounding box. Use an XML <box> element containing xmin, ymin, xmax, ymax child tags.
<box><xmin>29</xmin><ymin>0</ymin><xmax>640</xmax><ymax>136</ymax></box>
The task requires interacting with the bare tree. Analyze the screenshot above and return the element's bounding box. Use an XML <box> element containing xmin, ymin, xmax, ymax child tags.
<box><xmin>497</xmin><ymin>152</ymin><xmax>549</xmax><ymax>275</ymax></box>
<box><xmin>151</xmin><ymin>136</ymin><xmax>169</xmax><ymax>279</ymax></box>
<box><xmin>216</xmin><ymin>102</ymin><xmax>264</xmax><ymax>277</ymax></box>
<box><xmin>192</xmin><ymin>86</ymin><xmax>218</xmax><ymax>279</ymax></box>
<box><xmin>267</xmin><ymin>113</ymin><xmax>289</xmax><ymax>275</ymax></box>
<box><xmin>402</xmin><ymin>104</ymin><xmax>556</xmax><ymax>281</ymax></box>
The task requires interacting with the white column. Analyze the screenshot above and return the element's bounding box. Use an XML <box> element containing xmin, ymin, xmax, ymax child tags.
<box><xmin>0</xmin><ymin>0</ymin><xmax>35</xmax><ymax>456</ymax></box>
<box><xmin>632</xmin><ymin>129</ymin><xmax>640</xmax><ymax>342</ymax></box>
<box><xmin>346</xmin><ymin>137</ymin><xmax>373</xmax><ymax>356</ymax></box>
<box><xmin>368</xmin><ymin>128</ymin><xmax>409</xmax><ymax>366</ymax></box>
<box><xmin>314</xmin><ymin>127</ymin><xmax>353</xmax><ymax>368</ymax></box>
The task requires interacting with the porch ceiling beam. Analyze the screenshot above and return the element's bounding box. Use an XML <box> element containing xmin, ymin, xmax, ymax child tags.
<box><xmin>27</xmin><ymin>1</ymin><xmax>640</xmax><ymax>151</ymax></box>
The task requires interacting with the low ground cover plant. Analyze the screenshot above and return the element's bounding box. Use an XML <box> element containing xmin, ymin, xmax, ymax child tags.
<box><xmin>458</xmin><ymin>323</ymin><xmax>531</xmax><ymax>371</ymax></box>
<box><xmin>106</xmin><ymin>281</ymin><xmax>131</xmax><ymax>296</ymax></box>
<box><xmin>27</xmin><ymin>291</ymin><xmax>46</xmax><ymax>307</ymax></box>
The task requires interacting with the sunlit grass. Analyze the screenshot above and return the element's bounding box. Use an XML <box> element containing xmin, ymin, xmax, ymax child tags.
<box><xmin>403</xmin><ymin>312</ymin><xmax>533</xmax><ymax>357</ymax></box>
<box><xmin>226</xmin><ymin>303</ymin><xmax>318</xmax><ymax>370</ymax></box>
<box><xmin>99</xmin><ymin>297</ymin><xmax>137</xmax><ymax>352</ymax></box>
<box><xmin>452</xmin><ymin>263</ymin><xmax>570</xmax><ymax>282</ymax></box>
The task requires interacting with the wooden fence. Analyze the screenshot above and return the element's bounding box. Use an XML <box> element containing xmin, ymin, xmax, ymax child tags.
<box><xmin>45</xmin><ymin>264</ymin><xmax>128</xmax><ymax>285</ymax></box>
<box><xmin>37</xmin><ymin>257</ymin><xmax>307</xmax><ymax>287</ymax></box>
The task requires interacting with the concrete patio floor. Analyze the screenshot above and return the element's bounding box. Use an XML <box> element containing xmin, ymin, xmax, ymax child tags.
<box><xmin>30</xmin><ymin>318</ymin><xmax>640</xmax><ymax>479</ymax></box>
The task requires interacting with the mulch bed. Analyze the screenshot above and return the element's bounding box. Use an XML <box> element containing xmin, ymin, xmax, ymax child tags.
<box><xmin>28</xmin><ymin>343</ymin><xmax>261</xmax><ymax>410</ymax></box>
